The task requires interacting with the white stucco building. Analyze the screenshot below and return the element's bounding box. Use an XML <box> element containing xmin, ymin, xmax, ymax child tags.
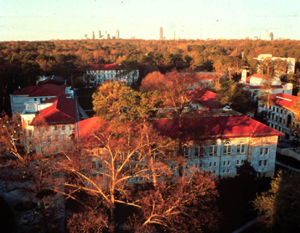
<box><xmin>256</xmin><ymin>54</ymin><xmax>296</xmax><ymax>75</ymax></box>
<box><xmin>84</xmin><ymin>64</ymin><xmax>139</xmax><ymax>86</ymax></box>
<box><xmin>10</xmin><ymin>84</ymin><xmax>73</xmax><ymax>114</ymax></box>
<box><xmin>240</xmin><ymin>72</ymin><xmax>293</xmax><ymax>103</ymax></box>
<box><xmin>258</xmin><ymin>93</ymin><xmax>300</xmax><ymax>140</ymax></box>
<box><xmin>20</xmin><ymin>95</ymin><xmax>77</xmax><ymax>154</ymax></box>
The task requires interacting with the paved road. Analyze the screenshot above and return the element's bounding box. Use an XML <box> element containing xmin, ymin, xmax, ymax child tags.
<box><xmin>275</xmin><ymin>161</ymin><xmax>300</xmax><ymax>173</ymax></box>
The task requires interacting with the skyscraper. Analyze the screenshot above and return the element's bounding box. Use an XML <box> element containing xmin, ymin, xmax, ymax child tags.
<box><xmin>116</xmin><ymin>29</ymin><xmax>119</xmax><ymax>39</ymax></box>
<box><xmin>160</xmin><ymin>27</ymin><xmax>163</xmax><ymax>40</ymax></box>
<box><xmin>265</xmin><ymin>29</ymin><xmax>269</xmax><ymax>40</ymax></box>
<box><xmin>98</xmin><ymin>30</ymin><xmax>101</xmax><ymax>39</ymax></box>
<box><xmin>92</xmin><ymin>31</ymin><xmax>95</xmax><ymax>39</ymax></box>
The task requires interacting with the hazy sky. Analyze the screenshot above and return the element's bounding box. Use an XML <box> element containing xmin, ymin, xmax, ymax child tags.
<box><xmin>1</xmin><ymin>0</ymin><xmax>300</xmax><ymax>41</ymax></box>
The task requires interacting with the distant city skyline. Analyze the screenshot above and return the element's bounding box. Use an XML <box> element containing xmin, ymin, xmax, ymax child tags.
<box><xmin>1</xmin><ymin>0</ymin><xmax>300</xmax><ymax>41</ymax></box>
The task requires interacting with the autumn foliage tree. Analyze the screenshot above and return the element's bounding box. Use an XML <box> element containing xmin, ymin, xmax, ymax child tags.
<box><xmin>140</xmin><ymin>70</ymin><xmax>201</xmax><ymax>176</ymax></box>
<box><xmin>128</xmin><ymin>172</ymin><xmax>220</xmax><ymax>233</ymax></box>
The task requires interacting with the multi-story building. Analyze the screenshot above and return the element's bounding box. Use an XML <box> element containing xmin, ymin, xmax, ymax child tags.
<box><xmin>10</xmin><ymin>84</ymin><xmax>73</xmax><ymax>114</ymax></box>
<box><xmin>84</xmin><ymin>64</ymin><xmax>139</xmax><ymax>86</ymax></box>
<box><xmin>240</xmin><ymin>73</ymin><xmax>293</xmax><ymax>103</ymax></box>
<box><xmin>75</xmin><ymin>109</ymin><xmax>282</xmax><ymax>178</ymax></box>
<box><xmin>160</xmin><ymin>27</ymin><xmax>163</xmax><ymax>40</ymax></box>
<box><xmin>21</xmin><ymin>95</ymin><xmax>77</xmax><ymax>153</ymax></box>
<box><xmin>258</xmin><ymin>93</ymin><xmax>300</xmax><ymax>140</ymax></box>
<box><xmin>256</xmin><ymin>54</ymin><xmax>296</xmax><ymax>75</ymax></box>
<box><xmin>154</xmin><ymin>110</ymin><xmax>282</xmax><ymax>178</ymax></box>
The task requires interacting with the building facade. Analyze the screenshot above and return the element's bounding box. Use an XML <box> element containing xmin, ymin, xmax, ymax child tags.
<box><xmin>76</xmin><ymin>111</ymin><xmax>282</xmax><ymax>179</ymax></box>
<box><xmin>258</xmin><ymin>93</ymin><xmax>300</xmax><ymax>140</ymax></box>
<box><xmin>10</xmin><ymin>84</ymin><xmax>73</xmax><ymax>114</ymax></box>
<box><xmin>21</xmin><ymin>95</ymin><xmax>77</xmax><ymax>154</ymax></box>
<box><xmin>84</xmin><ymin>64</ymin><xmax>139</xmax><ymax>86</ymax></box>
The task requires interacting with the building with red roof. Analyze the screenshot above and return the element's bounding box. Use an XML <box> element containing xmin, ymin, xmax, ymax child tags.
<box><xmin>75</xmin><ymin>112</ymin><xmax>282</xmax><ymax>178</ymax></box>
<box><xmin>258</xmin><ymin>93</ymin><xmax>300</xmax><ymax>139</ymax></box>
<box><xmin>240</xmin><ymin>73</ymin><xmax>293</xmax><ymax>97</ymax></box>
<box><xmin>21</xmin><ymin>95</ymin><xmax>77</xmax><ymax>154</ymax></box>
<box><xmin>188</xmin><ymin>89</ymin><xmax>221</xmax><ymax>110</ymax></box>
<box><xmin>10</xmin><ymin>84</ymin><xmax>73</xmax><ymax>113</ymax></box>
<box><xmin>84</xmin><ymin>63</ymin><xmax>139</xmax><ymax>86</ymax></box>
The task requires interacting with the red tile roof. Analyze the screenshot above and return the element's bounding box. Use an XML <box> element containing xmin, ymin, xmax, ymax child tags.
<box><xmin>12</xmin><ymin>84</ymin><xmax>69</xmax><ymax>97</ymax></box>
<box><xmin>271</xmin><ymin>93</ymin><xmax>299</xmax><ymax>109</ymax></box>
<box><xmin>31</xmin><ymin>96</ymin><xmax>77</xmax><ymax>125</ymax></box>
<box><xmin>189</xmin><ymin>89</ymin><xmax>221</xmax><ymax>109</ymax></box>
<box><xmin>74</xmin><ymin>116</ymin><xmax>102</xmax><ymax>142</ymax></box>
<box><xmin>88</xmin><ymin>63</ymin><xmax>121</xmax><ymax>70</ymax></box>
<box><xmin>152</xmin><ymin>115</ymin><xmax>283</xmax><ymax>140</ymax></box>
<box><xmin>75</xmin><ymin>115</ymin><xmax>283</xmax><ymax>143</ymax></box>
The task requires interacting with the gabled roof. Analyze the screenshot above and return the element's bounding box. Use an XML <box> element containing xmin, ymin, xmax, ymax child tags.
<box><xmin>12</xmin><ymin>84</ymin><xmax>69</xmax><ymax>97</ymax></box>
<box><xmin>271</xmin><ymin>93</ymin><xmax>299</xmax><ymax>109</ymax></box>
<box><xmin>189</xmin><ymin>89</ymin><xmax>221</xmax><ymax>109</ymax></box>
<box><xmin>152</xmin><ymin>115</ymin><xmax>283</xmax><ymax>140</ymax></box>
<box><xmin>31</xmin><ymin>96</ymin><xmax>77</xmax><ymax>125</ymax></box>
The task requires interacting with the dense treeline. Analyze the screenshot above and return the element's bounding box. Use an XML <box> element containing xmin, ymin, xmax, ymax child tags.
<box><xmin>1</xmin><ymin>39</ymin><xmax>300</xmax><ymax>113</ymax></box>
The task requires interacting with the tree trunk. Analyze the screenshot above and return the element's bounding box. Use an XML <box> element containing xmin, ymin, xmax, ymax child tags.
<box><xmin>150</xmin><ymin>155</ymin><xmax>157</xmax><ymax>188</ymax></box>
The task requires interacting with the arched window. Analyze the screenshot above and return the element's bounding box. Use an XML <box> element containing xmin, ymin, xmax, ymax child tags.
<box><xmin>182</xmin><ymin>145</ymin><xmax>189</xmax><ymax>158</ymax></box>
<box><xmin>195</xmin><ymin>144</ymin><xmax>205</xmax><ymax>157</ymax></box>
<box><xmin>223</xmin><ymin>141</ymin><xmax>232</xmax><ymax>155</ymax></box>
<box><xmin>209</xmin><ymin>142</ymin><xmax>217</xmax><ymax>156</ymax></box>
<box><xmin>237</xmin><ymin>140</ymin><xmax>246</xmax><ymax>154</ymax></box>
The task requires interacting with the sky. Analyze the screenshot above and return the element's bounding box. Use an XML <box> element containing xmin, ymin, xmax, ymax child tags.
<box><xmin>1</xmin><ymin>0</ymin><xmax>300</xmax><ymax>41</ymax></box>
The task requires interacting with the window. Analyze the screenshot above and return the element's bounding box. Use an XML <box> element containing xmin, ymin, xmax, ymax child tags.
<box><xmin>237</xmin><ymin>141</ymin><xmax>246</xmax><ymax>154</ymax></box>
<box><xmin>223</xmin><ymin>161</ymin><xmax>226</xmax><ymax>166</ymax></box>
<box><xmin>209</xmin><ymin>162</ymin><xmax>212</xmax><ymax>167</ymax></box>
<box><xmin>213</xmin><ymin>162</ymin><xmax>217</xmax><ymax>167</ymax></box>
<box><xmin>91</xmin><ymin>161</ymin><xmax>97</xmax><ymax>169</ymax></box>
<box><xmin>209</xmin><ymin>142</ymin><xmax>218</xmax><ymax>156</ymax></box>
<box><xmin>259</xmin><ymin>160</ymin><xmax>263</xmax><ymax>166</ymax></box>
<box><xmin>223</xmin><ymin>141</ymin><xmax>232</xmax><ymax>155</ymax></box>
<box><xmin>227</xmin><ymin>161</ymin><xmax>230</xmax><ymax>166</ymax></box>
<box><xmin>28</xmin><ymin>130</ymin><xmax>33</xmax><ymax>136</ymax></box>
<box><xmin>195</xmin><ymin>147</ymin><xmax>199</xmax><ymax>157</ymax></box>
<box><xmin>195</xmin><ymin>144</ymin><xmax>204</xmax><ymax>157</ymax></box>
<box><xmin>264</xmin><ymin>160</ymin><xmax>268</xmax><ymax>166</ymax></box>
<box><xmin>62</xmin><ymin>125</ymin><xmax>65</xmax><ymax>130</ymax></box>
<box><xmin>265</xmin><ymin>148</ymin><xmax>269</xmax><ymax>155</ymax></box>
<box><xmin>199</xmin><ymin>163</ymin><xmax>203</xmax><ymax>168</ymax></box>
<box><xmin>182</xmin><ymin>146</ymin><xmax>189</xmax><ymax>158</ymax></box>
<box><xmin>227</xmin><ymin>169</ymin><xmax>229</xmax><ymax>173</ymax></box>
<box><xmin>260</xmin><ymin>148</ymin><xmax>264</xmax><ymax>155</ymax></box>
<box><xmin>237</xmin><ymin>160</ymin><xmax>240</xmax><ymax>165</ymax></box>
